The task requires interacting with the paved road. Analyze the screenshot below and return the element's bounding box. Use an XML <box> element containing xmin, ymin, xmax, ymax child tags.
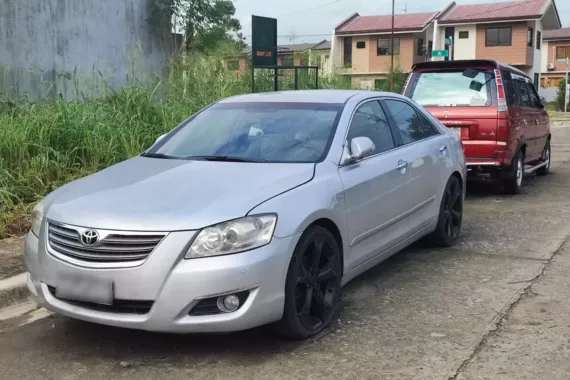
<box><xmin>1</xmin><ymin>127</ymin><xmax>570</xmax><ymax>380</ymax></box>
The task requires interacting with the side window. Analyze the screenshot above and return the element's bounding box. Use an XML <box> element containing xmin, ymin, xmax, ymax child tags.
<box><xmin>347</xmin><ymin>100</ymin><xmax>395</xmax><ymax>155</ymax></box>
<box><xmin>525</xmin><ymin>80</ymin><xmax>541</xmax><ymax>109</ymax></box>
<box><xmin>513</xmin><ymin>78</ymin><xmax>530</xmax><ymax>107</ymax></box>
<box><xmin>384</xmin><ymin>99</ymin><xmax>438</xmax><ymax>145</ymax></box>
<box><xmin>501</xmin><ymin>70</ymin><xmax>516</xmax><ymax>106</ymax></box>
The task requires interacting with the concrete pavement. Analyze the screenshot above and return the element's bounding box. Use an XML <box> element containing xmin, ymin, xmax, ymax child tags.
<box><xmin>0</xmin><ymin>126</ymin><xmax>569</xmax><ymax>379</ymax></box>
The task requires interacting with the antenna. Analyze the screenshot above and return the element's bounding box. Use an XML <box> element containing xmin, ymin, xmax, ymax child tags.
<box><xmin>402</xmin><ymin>3</ymin><xmax>407</xmax><ymax>14</ymax></box>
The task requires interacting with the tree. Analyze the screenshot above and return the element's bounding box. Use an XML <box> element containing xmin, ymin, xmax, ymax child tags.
<box><xmin>556</xmin><ymin>77</ymin><xmax>565</xmax><ymax>111</ymax></box>
<box><xmin>149</xmin><ymin>0</ymin><xmax>244</xmax><ymax>52</ymax></box>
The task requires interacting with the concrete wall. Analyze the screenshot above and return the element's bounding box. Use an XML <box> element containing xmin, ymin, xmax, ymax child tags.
<box><xmin>0</xmin><ymin>0</ymin><xmax>173</xmax><ymax>99</ymax></box>
<box><xmin>453</xmin><ymin>25</ymin><xmax>477</xmax><ymax>60</ymax></box>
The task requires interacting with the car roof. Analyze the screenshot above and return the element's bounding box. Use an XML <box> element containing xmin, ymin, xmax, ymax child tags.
<box><xmin>412</xmin><ymin>59</ymin><xmax>529</xmax><ymax>78</ymax></box>
<box><xmin>217</xmin><ymin>90</ymin><xmax>400</xmax><ymax>104</ymax></box>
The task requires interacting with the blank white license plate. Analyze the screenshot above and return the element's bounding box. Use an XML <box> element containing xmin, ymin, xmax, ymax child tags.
<box><xmin>55</xmin><ymin>272</ymin><xmax>113</xmax><ymax>305</ymax></box>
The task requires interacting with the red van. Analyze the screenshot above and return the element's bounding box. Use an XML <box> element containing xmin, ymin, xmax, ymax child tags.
<box><xmin>404</xmin><ymin>60</ymin><xmax>551</xmax><ymax>194</ymax></box>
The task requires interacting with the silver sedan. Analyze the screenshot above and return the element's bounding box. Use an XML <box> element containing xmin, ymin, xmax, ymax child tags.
<box><xmin>24</xmin><ymin>90</ymin><xmax>466</xmax><ymax>339</ymax></box>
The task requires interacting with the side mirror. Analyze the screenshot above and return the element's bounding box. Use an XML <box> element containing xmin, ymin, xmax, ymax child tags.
<box><xmin>155</xmin><ymin>133</ymin><xmax>167</xmax><ymax>145</ymax></box>
<box><xmin>350</xmin><ymin>137</ymin><xmax>375</xmax><ymax>160</ymax></box>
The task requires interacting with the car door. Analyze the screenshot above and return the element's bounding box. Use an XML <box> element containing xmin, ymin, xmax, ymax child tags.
<box><xmin>338</xmin><ymin>99</ymin><xmax>412</xmax><ymax>271</ymax></box>
<box><xmin>512</xmin><ymin>74</ymin><xmax>539</xmax><ymax>161</ymax></box>
<box><xmin>382</xmin><ymin>98</ymin><xmax>448</xmax><ymax>233</ymax></box>
<box><xmin>525</xmin><ymin>79</ymin><xmax>548</xmax><ymax>157</ymax></box>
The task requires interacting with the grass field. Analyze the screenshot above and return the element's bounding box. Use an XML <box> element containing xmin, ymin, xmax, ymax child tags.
<box><xmin>0</xmin><ymin>54</ymin><xmax>356</xmax><ymax>237</ymax></box>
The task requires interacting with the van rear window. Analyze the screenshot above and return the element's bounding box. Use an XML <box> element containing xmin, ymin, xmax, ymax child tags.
<box><xmin>408</xmin><ymin>70</ymin><xmax>494</xmax><ymax>107</ymax></box>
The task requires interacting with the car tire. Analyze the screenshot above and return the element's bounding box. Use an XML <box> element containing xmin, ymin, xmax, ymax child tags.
<box><xmin>536</xmin><ymin>140</ymin><xmax>551</xmax><ymax>176</ymax></box>
<box><xmin>278</xmin><ymin>225</ymin><xmax>342</xmax><ymax>340</ymax></box>
<box><xmin>430</xmin><ymin>175</ymin><xmax>463</xmax><ymax>247</ymax></box>
<box><xmin>505</xmin><ymin>150</ymin><xmax>524</xmax><ymax>194</ymax></box>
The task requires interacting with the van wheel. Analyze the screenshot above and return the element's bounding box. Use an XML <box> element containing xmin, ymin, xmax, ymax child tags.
<box><xmin>430</xmin><ymin>175</ymin><xmax>463</xmax><ymax>247</ymax></box>
<box><xmin>505</xmin><ymin>151</ymin><xmax>524</xmax><ymax>194</ymax></box>
<box><xmin>537</xmin><ymin>141</ymin><xmax>551</xmax><ymax>176</ymax></box>
<box><xmin>278</xmin><ymin>226</ymin><xmax>342</xmax><ymax>340</ymax></box>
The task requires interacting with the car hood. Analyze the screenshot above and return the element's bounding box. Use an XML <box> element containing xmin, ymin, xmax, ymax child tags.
<box><xmin>46</xmin><ymin>157</ymin><xmax>315</xmax><ymax>231</ymax></box>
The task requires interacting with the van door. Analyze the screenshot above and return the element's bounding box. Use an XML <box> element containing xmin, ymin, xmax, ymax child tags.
<box><xmin>512</xmin><ymin>74</ymin><xmax>540</xmax><ymax>162</ymax></box>
<box><xmin>525</xmin><ymin>79</ymin><xmax>549</xmax><ymax>158</ymax></box>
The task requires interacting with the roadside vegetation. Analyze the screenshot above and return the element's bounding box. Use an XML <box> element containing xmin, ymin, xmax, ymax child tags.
<box><xmin>1</xmin><ymin>51</ymin><xmax>409</xmax><ymax>238</ymax></box>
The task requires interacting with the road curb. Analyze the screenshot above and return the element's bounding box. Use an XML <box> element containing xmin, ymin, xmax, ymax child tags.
<box><xmin>0</xmin><ymin>273</ymin><xmax>29</xmax><ymax>309</ymax></box>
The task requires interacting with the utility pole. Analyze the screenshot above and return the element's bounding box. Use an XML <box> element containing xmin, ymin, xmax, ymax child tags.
<box><xmin>390</xmin><ymin>0</ymin><xmax>395</xmax><ymax>92</ymax></box>
<box><xmin>566</xmin><ymin>57</ymin><xmax>569</xmax><ymax>114</ymax></box>
<box><xmin>564</xmin><ymin>57</ymin><xmax>568</xmax><ymax>113</ymax></box>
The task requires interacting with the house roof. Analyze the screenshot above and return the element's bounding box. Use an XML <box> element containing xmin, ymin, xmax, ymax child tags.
<box><xmin>335</xmin><ymin>12</ymin><xmax>439</xmax><ymax>34</ymax></box>
<box><xmin>438</xmin><ymin>0</ymin><xmax>553</xmax><ymax>24</ymax></box>
<box><xmin>543</xmin><ymin>27</ymin><xmax>570</xmax><ymax>40</ymax></box>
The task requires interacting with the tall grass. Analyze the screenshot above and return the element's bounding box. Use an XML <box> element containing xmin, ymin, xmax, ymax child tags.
<box><xmin>0</xmin><ymin>53</ymin><xmax>356</xmax><ymax>237</ymax></box>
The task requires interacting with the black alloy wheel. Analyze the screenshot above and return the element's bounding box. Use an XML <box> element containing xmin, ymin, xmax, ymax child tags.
<box><xmin>280</xmin><ymin>226</ymin><xmax>342</xmax><ymax>339</ymax></box>
<box><xmin>431</xmin><ymin>175</ymin><xmax>463</xmax><ymax>247</ymax></box>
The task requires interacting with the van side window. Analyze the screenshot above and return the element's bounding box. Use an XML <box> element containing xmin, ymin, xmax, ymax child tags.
<box><xmin>513</xmin><ymin>78</ymin><xmax>530</xmax><ymax>108</ymax></box>
<box><xmin>525</xmin><ymin>80</ymin><xmax>541</xmax><ymax>109</ymax></box>
<box><xmin>500</xmin><ymin>70</ymin><xmax>516</xmax><ymax>106</ymax></box>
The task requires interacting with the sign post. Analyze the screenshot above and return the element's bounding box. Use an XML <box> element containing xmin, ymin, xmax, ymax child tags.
<box><xmin>251</xmin><ymin>16</ymin><xmax>278</xmax><ymax>93</ymax></box>
<box><xmin>431</xmin><ymin>50</ymin><xmax>449</xmax><ymax>58</ymax></box>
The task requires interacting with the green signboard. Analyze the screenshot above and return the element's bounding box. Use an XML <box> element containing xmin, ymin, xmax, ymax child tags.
<box><xmin>557</xmin><ymin>58</ymin><xmax>568</xmax><ymax>63</ymax></box>
<box><xmin>251</xmin><ymin>16</ymin><xmax>277</xmax><ymax>67</ymax></box>
<box><xmin>432</xmin><ymin>50</ymin><xmax>449</xmax><ymax>57</ymax></box>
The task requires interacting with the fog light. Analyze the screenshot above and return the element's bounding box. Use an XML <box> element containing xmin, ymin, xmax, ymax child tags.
<box><xmin>217</xmin><ymin>294</ymin><xmax>240</xmax><ymax>313</ymax></box>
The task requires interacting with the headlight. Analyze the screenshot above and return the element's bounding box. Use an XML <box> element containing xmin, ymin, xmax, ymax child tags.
<box><xmin>31</xmin><ymin>201</ymin><xmax>45</xmax><ymax>237</ymax></box>
<box><xmin>186</xmin><ymin>214</ymin><xmax>277</xmax><ymax>259</ymax></box>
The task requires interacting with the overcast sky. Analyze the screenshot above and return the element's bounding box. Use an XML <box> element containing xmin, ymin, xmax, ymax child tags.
<box><xmin>233</xmin><ymin>0</ymin><xmax>570</xmax><ymax>44</ymax></box>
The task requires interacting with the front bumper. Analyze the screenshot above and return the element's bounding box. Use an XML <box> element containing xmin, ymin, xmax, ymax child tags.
<box><xmin>24</xmin><ymin>229</ymin><xmax>300</xmax><ymax>333</ymax></box>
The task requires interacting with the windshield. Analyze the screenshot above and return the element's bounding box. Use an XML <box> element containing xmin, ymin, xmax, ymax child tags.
<box><xmin>152</xmin><ymin>102</ymin><xmax>343</xmax><ymax>163</ymax></box>
<box><xmin>409</xmin><ymin>69</ymin><xmax>494</xmax><ymax>107</ymax></box>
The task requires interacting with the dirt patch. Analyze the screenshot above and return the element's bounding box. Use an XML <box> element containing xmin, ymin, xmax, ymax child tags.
<box><xmin>0</xmin><ymin>236</ymin><xmax>26</xmax><ymax>280</ymax></box>
<box><xmin>0</xmin><ymin>210</ymin><xmax>30</xmax><ymax>240</ymax></box>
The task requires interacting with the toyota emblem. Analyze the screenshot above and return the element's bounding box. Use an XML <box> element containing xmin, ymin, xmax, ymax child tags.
<box><xmin>81</xmin><ymin>230</ymin><xmax>100</xmax><ymax>246</ymax></box>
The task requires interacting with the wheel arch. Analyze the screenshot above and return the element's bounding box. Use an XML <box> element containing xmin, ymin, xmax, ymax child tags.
<box><xmin>308</xmin><ymin>218</ymin><xmax>344</xmax><ymax>275</ymax></box>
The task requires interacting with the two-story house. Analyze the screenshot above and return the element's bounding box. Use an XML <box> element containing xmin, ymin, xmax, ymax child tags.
<box><xmin>331</xmin><ymin>12</ymin><xmax>438</xmax><ymax>89</ymax></box>
<box><xmin>434</xmin><ymin>0</ymin><xmax>561</xmax><ymax>86</ymax></box>
<box><xmin>539</xmin><ymin>27</ymin><xmax>570</xmax><ymax>101</ymax></box>
<box><xmin>330</xmin><ymin>0</ymin><xmax>561</xmax><ymax>89</ymax></box>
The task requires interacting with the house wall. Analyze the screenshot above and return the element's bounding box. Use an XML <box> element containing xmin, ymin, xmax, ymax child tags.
<box><xmin>368</xmin><ymin>34</ymin><xmax>418</xmax><ymax>72</ymax></box>
<box><xmin>0</xmin><ymin>0</ymin><xmax>173</xmax><ymax>99</ymax></box>
<box><xmin>475</xmin><ymin>22</ymin><xmax>531</xmax><ymax>66</ymax></box>
<box><xmin>353</xmin><ymin>37</ymin><xmax>371</xmax><ymax>72</ymax></box>
<box><xmin>545</xmin><ymin>39</ymin><xmax>570</xmax><ymax>71</ymax></box>
<box><xmin>542</xmin><ymin>39</ymin><xmax>550</xmax><ymax>72</ymax></box>
<box><xmin>453</xmin><ymin>25</ymin><xmax>477</xmax><ymax>60</ymax></box>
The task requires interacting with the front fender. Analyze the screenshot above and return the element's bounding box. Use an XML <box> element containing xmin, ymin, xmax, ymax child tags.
<box><xmin>247</xmin><ymin>162</ymin><xmax>349</xmax><ymax>255</ymax></box>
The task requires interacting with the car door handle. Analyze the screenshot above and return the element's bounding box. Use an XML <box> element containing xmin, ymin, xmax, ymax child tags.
<box><xmin>535</xmin><ymin>119</ymin><xmax>540</xmax><ymax>125</ymax></box>
<box><xmin>396</xmin><ymin>161</ymin><xmax>408</xmax><ymax>170</ymax></box>
<box><xmin>439</xmin><ymin>145</ymin><xmax>448</xmax><ymax>154</ymax></box>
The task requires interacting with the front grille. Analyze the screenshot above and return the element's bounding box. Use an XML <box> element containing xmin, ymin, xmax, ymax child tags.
<box><xmin>47</xmin><ymin>222</ymin><xmax>166</xmax><ymax>264</ymax></box>
<box><xmin>48</xmin><ymin>286</ymin><xmax>153</xmax><ymax>315</ymax></box>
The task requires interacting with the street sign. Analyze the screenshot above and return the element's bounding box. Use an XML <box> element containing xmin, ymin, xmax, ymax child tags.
<box><xmin>251</xmin><ymin>16</ymin><xmax>277</xmax><ymax>67</ymax></box>
<box><xmin>557</xmin><ymin>58</ymin><xmax>568</xmax><ymax>63</ymax></box>
<box><xmin>432</xmin><ymin>50</ymin><xmax>449</xmax><ymax>57</ymax></box>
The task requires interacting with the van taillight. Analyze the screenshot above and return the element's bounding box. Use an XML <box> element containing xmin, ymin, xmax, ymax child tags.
<box><xmin>494</xmin><ymin>69</ymin><xmax>507</xmax><ymax>112</ymax></box>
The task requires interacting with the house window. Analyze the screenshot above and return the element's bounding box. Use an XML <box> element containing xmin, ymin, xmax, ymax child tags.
<box><xmin>536</xmin><ymin>31</ymin><xmax>541</xmax><ymax>50</ymax></box>
<box><xmin>227</xmin><ymin>60</ymin><xmax>239</xmax><ymax>71</ymax></box>
<box><xmin>486</xmin><ymin>27</ymin><xmax>512</xmax><ymax>47</ymax></box>
<box><xmin>527</xmin><ymin>27</ymin><xmax>534</xmax><ymax>47</ymax></box>
<box><xmin>281</xmin><ymin>55</ymin><xmax>294</xmax><ymax>66</ymax></box>
<box><xmin>458</xmin><ymin>31</ymin><xmax>469</xmax><ymax>39</ymax></box>
<box><xmin>377</xmin><ymin>38</ymin><xmax>400</xmax><ymax>56</ymax></box>
<box><xmin>556</xmin><ymin>46</ymin><xmax>570</xmax><ymax>60</ymax></box>
<box><xmin>416</xmin><ymin>37</ymin><xmax>424</xmax><ymax>56</ymax></box>
<box><xmin>356</xmin><ymin>41</ymin><xmax>366</xmax><ymax>49</ymax></box>
<box><xmin>344</xmin><ymin>37</ymin><xmax>352</xmax><ymax>67</ymax></box>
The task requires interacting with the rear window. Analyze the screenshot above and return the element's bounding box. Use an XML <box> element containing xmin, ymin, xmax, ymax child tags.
<box><xmin>407</xmin><ymin>69</ymin><xmax>494</xmax><ymax>107</ymax></box>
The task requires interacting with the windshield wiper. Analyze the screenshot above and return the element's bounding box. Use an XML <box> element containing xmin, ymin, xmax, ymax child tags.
<box><xmin>141</xmin><ymin>152</ymin><xmax>178</xmax><ymax>159</ymax></box>
<box><xmin>184</xmin><ymin>155</ymin><xmax>267</xmax><ymax>163</ymax></box>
